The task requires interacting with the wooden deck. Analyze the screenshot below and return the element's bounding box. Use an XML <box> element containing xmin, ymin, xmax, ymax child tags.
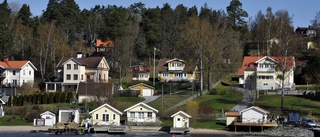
<box><xmin>233</xmin><ymin>121</ymin><xmax>278</xmax><ymax>133</ymax></box>
<box><xmin>91</xmin><ymin>125</ymin><xmax>126</xmax><ymax>133</ymax></box>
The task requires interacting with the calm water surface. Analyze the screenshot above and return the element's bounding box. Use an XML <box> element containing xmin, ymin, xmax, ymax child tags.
<box><xmin>0</xmin><ymin>132</ymin><xmax>264</xmax><ymax>137</ymax></box>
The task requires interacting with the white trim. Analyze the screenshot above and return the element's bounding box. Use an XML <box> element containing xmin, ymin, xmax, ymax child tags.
<box><xmin>124</xmin><ymin>102</ymin><xmax>158</xmax><ymax>113</ymax></box>
<box><xmin>89</xmin><ymin>103</ymin><xmax>122</xmax><ymax>115</ymax></box>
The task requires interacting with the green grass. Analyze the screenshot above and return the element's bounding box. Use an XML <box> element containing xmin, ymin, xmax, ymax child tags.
<box><xmin>192</xmin><ymin>121</ymin><xmax>226</xmax><ymax>130</ymax></box>
<box><xmin>193</xmin><ymin>92</ymin><xmax>243</xmax><ymax>113</ymax></box>
<box><xmin>255</xmin><ymin>95</ymin><xmax>320</xmax><ymax>116</ymax></box>
<box><xmin>0</xmin><ymin>115</ymin><xmax>31</xmax><ymax>126</ymax></box>
<box><xmin>148</xmin><ymin>91</ymin><xmax>197</xmax><ymax>111</ymax></box>
<box><xmin>296</xmin><ymin>84</ymin><xmax>319</xmax><ymax>90</ymax></box>
<box><xmin>114</xmin><ymin>97</ymin><xmax>145</xmax><ymax>111</ymax></box>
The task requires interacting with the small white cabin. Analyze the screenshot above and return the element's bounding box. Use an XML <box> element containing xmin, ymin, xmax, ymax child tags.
<box><xmin>240</xmin><ymin>106</ymin><xmax>269</xmax><ymax>124</ymax></box>
<box><xmin>40</xmin><ymin>111</ymin><xmax>56</xmax><ymax>126</ymax></box>
<box><xmin>171</xmin><ymin>111</ymin><xmax>191</xmax><ymax>128</ymax></box>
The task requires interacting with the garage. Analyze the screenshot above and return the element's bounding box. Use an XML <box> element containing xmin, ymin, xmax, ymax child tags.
<box><xmin>128</xmin><ymin>83</ymin><xmax>155</xmax><ymax>97</ymax></box>
<box><xmin>143</xmin><ymin>89</ymin><xmax>152</xmax><ymax>96</ymax></box>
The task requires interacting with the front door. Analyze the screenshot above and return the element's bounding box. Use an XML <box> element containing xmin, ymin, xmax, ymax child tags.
<box><xmin>176</xmin><ymin>118</ymin><xmax>182</xmax><ymax>127</ymax></box>
<box><xmin>102</xmin><ymin>114</ymin><xmax>109</xmax><ymax>125</ymax></box>
<box><xmin>138</xmin><ymin>112</ymin><xmax>144</xmax><ymax>122</ymax></box>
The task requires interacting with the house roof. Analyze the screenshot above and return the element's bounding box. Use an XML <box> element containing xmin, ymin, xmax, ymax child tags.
<box><xmin>77</xmin><ymin>82</ymin><xmax>114</xmax><ymax>96</ymax></box>
<box><xmin>225</xmin><ymin>111</ymin><xmax>240</xmax><ymax>117</ymax></box>
<box><xmin>40</xmin><ymin>111</ymin><xmax>56</xmax><ymax>116</ymax></box>
<box><xmin>128</xmin><ymin>83</ymin><xmax>154</xmax><ymax>89</ymax></box>
<box><xmin>89</xmin><ymin>103</ymin><xmax>122</xmax><ymax>115</ymax></box>
<box><xmin>157</xmin><ymin>58</ymin><xmax>196</xmax><ymax>72</ymax></box>
<box><xmin>0</xmin><ymin>59</ymin><xmax>37</xmax><ymax>70</ymax></box>
<box><xmin>240</xmin><ymin>106</ymin><xmax>269</xmax><ymax>114</ymax></box>
<box><xmin>96</xmin><ymin>39</ymin><xmax>114</xmax><ymax>48</ymax></box>
<box><xmin>56</xmin><ymin>56</ymin><xmax>106</xmax><ymax>69</ymax></box>
<box><xmin>124</xmin><ymin>102</ymin><xmax>158</xmax><ymax>113</ymax></box>
<box><xmin>171</xmin><ymin>111</ymin><xmax>192</xmax><ymax>118</ymax></box>
<box><xmin>237</xmin><ymin>56</ymin><xmax>295</xmax><ymax>75</ymax></box>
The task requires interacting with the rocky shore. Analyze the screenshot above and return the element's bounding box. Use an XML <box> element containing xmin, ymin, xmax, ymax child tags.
<box><xmin>237</xmin><ymin>126</ymin><xmax>314</xmax><ymax>137</ymax></box>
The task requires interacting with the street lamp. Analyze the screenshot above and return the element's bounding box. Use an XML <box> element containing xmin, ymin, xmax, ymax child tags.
<box><xmin>153</xmin><ymin>47</ymin><xmax>162</xmax><ymax>87</ymax></box>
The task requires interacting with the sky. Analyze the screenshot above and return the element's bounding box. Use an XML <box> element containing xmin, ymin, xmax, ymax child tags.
<box><xmin>6</xmin><ymin>0</ymin><xmax>320</xmax><ymax>28</ymax></box>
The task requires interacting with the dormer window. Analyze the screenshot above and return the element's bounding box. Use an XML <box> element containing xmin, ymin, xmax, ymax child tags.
<box><xmin>177</xmin><ymin>63</ymin><xmax>182</xmax><ymax>67</ymax></box>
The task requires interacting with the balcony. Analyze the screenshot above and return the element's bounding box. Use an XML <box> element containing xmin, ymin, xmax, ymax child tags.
<box><xmin>256</xmin><ymin>68</ymin><xmax>275</xmax><ymax>73</ymax></box>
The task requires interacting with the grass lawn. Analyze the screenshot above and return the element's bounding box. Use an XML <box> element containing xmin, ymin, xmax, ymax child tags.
<box><xmin>0</xmin><ymin>115</ymin><xmax>31</xmax><ymax>126</ymax></box>
<box><xmin>192</xmin><ymin>120</ymin><xmax>226</xmax><ymax>130</ymax></box>
<box><xmin>148</xmin><ymin>90</ymin><xmax>199</xmax><ymax>111</ymax></box>
<box><xmin>255</xmin><ymin>95</ymin><xmax>320</xmax><ymax>117</ymax></box>
<box><xmin>193</xmin><ymin>92</ymin><xmax>243</xmax><ymax>113</ymax></box>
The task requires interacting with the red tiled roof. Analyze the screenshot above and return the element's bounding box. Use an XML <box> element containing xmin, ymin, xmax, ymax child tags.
<box><xmin>77</xmin><ymin>82</ymin><xmax>114</xmax><ymax>96</ymax></box>
<box><xmin>237</xmin><ymin>56</ymin><xmax>295</xmax><ymax>75</ymax></box>
<box><xmin>0</xmin><ymin>57</ymin><xmax>32</xmax><ymax>69</ymax></box>
<box><xmin>96</xmin><ymin>39</ymin><xmax>114</xmax><ymax>48</ymax></box>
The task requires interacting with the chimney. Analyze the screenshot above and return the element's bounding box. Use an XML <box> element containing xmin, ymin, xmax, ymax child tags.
<box><xmin>77</xmin><ymin>52</ymin><xmax>82</xmax><ymax>58</ymax></box>
<box><xmin>3</xmin><ymin>56</ymin><xmax>8</xmax><ymax>63</ymax></box>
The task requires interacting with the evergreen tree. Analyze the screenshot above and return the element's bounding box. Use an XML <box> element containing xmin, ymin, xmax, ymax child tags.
<box><xmin>0</xmin><ymin>0</ymin><xmax>14</xmax><ymax>57</ymax></box>
<box><xmin>16</xmin><ymin>4</ymin><xmax>32</xmax><ymax>26</ymax></box>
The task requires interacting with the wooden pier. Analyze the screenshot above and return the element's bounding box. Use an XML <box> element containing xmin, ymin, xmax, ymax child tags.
<box><xmin>170</xmin><ymin>127</ymin><xmax>190</xmax><ymax>134</ymax></box>
<box><xmin>91</xmin><ymin>125</ymin><xmax>126</xmax><ymax>133</ymax></box>
<box><xmin>47</xmin><ymin>122</ymin><xmax>85</xmax><ymax>134</ymax></box>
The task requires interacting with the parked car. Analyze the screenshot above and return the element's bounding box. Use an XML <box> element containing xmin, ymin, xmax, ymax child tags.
<box><xmin>301</xmin><ymin>117</ymin><xmax>316</xmax><ymax>127</ymax></box>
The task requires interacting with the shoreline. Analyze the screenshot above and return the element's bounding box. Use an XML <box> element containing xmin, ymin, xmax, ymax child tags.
<box><xmin>0</xmin><ymin>126</ymin><xmax>235</xmax><ymax>135</ymax></box>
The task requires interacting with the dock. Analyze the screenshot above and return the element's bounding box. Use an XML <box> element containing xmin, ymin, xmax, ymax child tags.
<box><xmin>47</xmin><ymin>122</ymin><xmax>85</xmax><ymax>134</ymax></box>
<box><xmin>91</xmin><ymin>125</ymin><xmax>126</xmax><ymax>133</ymax></box>
<box><xmin>170</xmin><ymin>127</ymin><xmax>190</xmax><ymax>134</ymax></box>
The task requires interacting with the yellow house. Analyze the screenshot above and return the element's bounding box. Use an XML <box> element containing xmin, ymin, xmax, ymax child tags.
<box><xmin>157</xmin><ymin>58</ymin><xmax>199</xmax><ymax>82</ymax></box>
<box><xmin>128</xmin><ymin>83</ymin><xmax>155</xmax><ymax>96</ymax></box>
<box><xmin>89</xmin><ymin>103</ymin><xmax>123</xmax><ymax>126</ymax></box>
<box><xmin>171</xmin><ymin>111</ymin><xmax>192</xmax><ymax>128</ymax></box>
<box><xmin>124</xmin><ymin>102</ymin><xmax>159</xmax><ymax>125</ymax></box>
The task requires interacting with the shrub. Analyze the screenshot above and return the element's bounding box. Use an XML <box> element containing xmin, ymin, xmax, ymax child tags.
<box><xmin>60</xmin><ymin>92</ymin><xmax>66</xmax><ymax>103</ymax></box>
<box><xmin>32</xmin><ymin>94</ymin><xmax>37</xmax><ymax>104</ymax></box>
<box><xmin>37</xmin><ymin>93</ymin><xmax>42</xmax><ymax>104</ymax></box>
<box><xmin>48</xmin><ymin>92</ymin><xmax>54</xmax><ymax>104</ymax></box>
<box><xmin>42</xmin><ymin>93</ymin><xmax>48</xmax><ymax>104</ymax></box>
<box><xmin>54</xmin><ymin>92</ymin><xmax>61</xmax><ymax>103</ymax></box>
<box><xmin>67</xmin><ymin>92</ymin><xmax>74</xmax><ymax>103</ymax></box>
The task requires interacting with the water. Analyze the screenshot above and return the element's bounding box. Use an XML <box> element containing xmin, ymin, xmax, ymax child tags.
<box><xmin>0</xmin><ymin>132</ymin><xmax>263</xmax><ymax>137</ymax></box>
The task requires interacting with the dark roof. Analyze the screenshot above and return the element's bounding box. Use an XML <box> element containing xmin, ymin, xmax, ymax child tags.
<box><xmin>157</xmin><ymin>58</ymin><xmax>196</xmax><ymax>72</ymax></box>
<box><xmin>56</xmin><ymin>56</ymin><xmax>105</xmax><ymax>69</ymax></box>
<box><xmin>77</xmin><ymin>82</ymin><xmax>114</xmax><ymax>96</ymax></box>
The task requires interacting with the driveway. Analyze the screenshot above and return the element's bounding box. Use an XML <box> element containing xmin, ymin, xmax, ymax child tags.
<box><xmin>142</xmin><ymin>95</ymin><xmax>160</xmax><ymax>103</ymax></box>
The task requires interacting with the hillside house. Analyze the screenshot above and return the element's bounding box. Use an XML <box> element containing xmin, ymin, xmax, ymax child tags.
<box><xmin>95</xmin><ymin>39</ymin><xmax>114</xmax><ymax>52</ymax></box>
<box><xmin>45</xmin><ymin>52</ymin><xmax>110</xmax><ymax>92</ymax></box>
<box><xmin>157</xmin><ymin>58</ymin><xmax>199</xmax><ymax>82</ymax></box>
<box><xmin>131</xmin><ymin>64</ymin><xmax>150</xmax><ymax>81</ymax></box>
<box><xmin>0</xmin><ymin>56</ymin><xmax>37</xmax><ymax>98</ymax></box>
<box><xmin>238</xmin><ymin>56</ymin><xmax>295</xmax><ymax>90</ymax></box>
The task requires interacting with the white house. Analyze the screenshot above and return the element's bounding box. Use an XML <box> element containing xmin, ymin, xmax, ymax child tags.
<box><xmin>124</xmin><ymin>102</ymin><xmax>159</xmax><ymax>124</ymax></box>
<box><xmin>238</xmin><ymin>56</ymin><xmax>295</xmax><ymax>90</ymax></box>
<box><xmin>89</xmin><ymin>103</ymin><xmax>122</xmax><ymax>126</ymax></box>
<box><xmin>40</xmin><ymin>111</ymin><xmax>56</xmax><ymax>126</ymax></box>
<box><xmin>45</xmin><ymin>52</ymin><xmax>110</xmax><ymax>92</ymax></box>
<box><xmin>240</xmin><ymin>106</ymin><xmax>269</xmax><ymax>124</ymax></box>
<box><xmin>58</xmin><ymin>108</ymin><xmax>80</xmax><ymax>124</ymax></box>
<box><xmin>0</xmin><ymin>56</ymin><xmax>37</xmax><ymax>87</ymax></box>
<box><xmin>171</xmin><ymin>111</ymin><xmax>191</xmax><ymax>128</ymax></box>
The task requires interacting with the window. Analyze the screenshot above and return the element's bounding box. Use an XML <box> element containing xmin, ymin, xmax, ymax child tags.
<box><xmin>102</xmin><ymin>114</ymin><xmax>109</xmax><ymax>122</ymax></box>
<box><xmin>74</xmin><ymin>64</ymin><xmax>78</xmax><ymax>70</ymax></box>
<box><xmin>23</xmin><ymin>70</ymin><xmax>25</xmax><ymax>75</ymax></box>
<box><xmin>265</xmin><ymin>64</ymin><xmax>269</xmax><ymax>68</ymax></box>
<box><xmin>13</xmin><ymin>70</ymin><xmax>16</xmax><ymax>75</ymax></box>
<box><xmin>74</xmin><ymin>74</ymin><xmax>78</xmax><ymax>80</ymax></box>
<box><xmin>259</xmin><ymin>64</ymin><xmax>263</xmax><ymax>68</ymax></box>
<box><xmin>29</xmin><ymin>71</ymin><xmax>31</xmax><ymax>75</ymax></box>
<box><xmin>67</xmin><ymin>64</ymin><xmax>71</xmax><ymax>70</ymax></box>
<box><xmin>163</xmin><ymin>72</ymin><xmax>168</xmax><ymax>77</ymax></box>
<box><xmin>104</xmin><ymin>74</ymin><xmax>106</xmax><ymax>81</ymax></box>
<box><xmin>66</xmin><ymin>74</ymin><xmax>71</xmax><ymax>80</ymax></box>
<box><xmin>113</xmin><ymin>114</ymin><xmax>116</xmax><ymax>120</ymax></box>
<box><xmin>96</xmin><ymin>114</ymin><xmax>98</xmax><ymax>120</ymax></box>
<box><xmin>177</xmin><ymin>63</ymin><xmax>182</xmax><ymax>67</ymax></box>
<box><xmin>81</xmin><ymin>75</ymin><xmax>83</xmax><ymax>80</ymax></box>
<box><xmin>171</xmin><ymin>63</ymin><xmax>174</xmax><ymax>67</ymax></box>
<box><xmin>130</xmin><ymin>112</ymin><xmax>135</xmax><ymax>119</ymax></box>
<box><xmin>147</xmin><ymin>112</ymin><xmax>152</xmax><ymax>119</ymax></box>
